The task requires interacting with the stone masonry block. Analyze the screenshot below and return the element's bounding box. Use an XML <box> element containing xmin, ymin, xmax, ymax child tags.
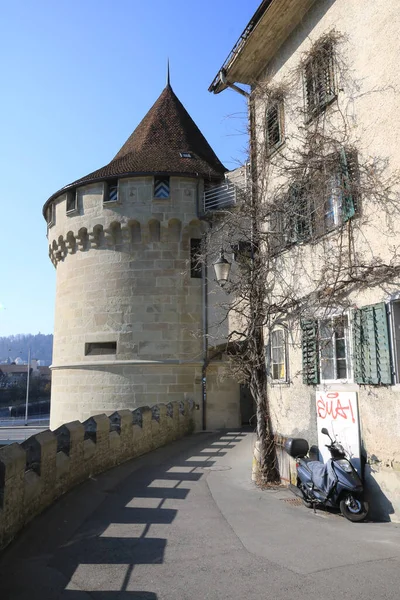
<box><xmin>59</xmin><ymin>421</ymin><xmax>85</xmax><ymax>487</ymax></box>
<box><xmin>151</xmin><ymin>404</ymin><xmax>168</xmax><ymax>449</ymax></box>
<box><xmin>84</xmin><ymin>439</ymin><xmax>96</xmax><ymax>467</ymax></box>
<box><xmin>140</xmin><ymin>407</ymin><xmax>153</xmax><ymax>454</ymax></box>
<box><xmin>87</xmin><ymin>414</ymin><xmax>112</xmax><ymax>474</ymax></box>
<box><xmin>55</xmin><ymin>451</ymin><xmax>70</xmax><ymax>495</ymax></box>
<box><xmin>109</xmin><ymin>430</ymin><xmax>121</xmax><ymax>463</ymax></box>
<box><xmin>30</xmin><ymin>431</ymin><xmax>57</xmax><ymax>504</ymax></box>
<box><xmin>23</xmin><ymin>470</ymin><xmax>42</xmax><ymax>524</ymax></box>
<box><xmin>165</xmin><ymin>402</ymin><xmax>178</xmax><ymax>442</ymax></box>
<box><xmin>132</xmin><ymin>423</ymin><xmax>145</xmax><ymax>457</ymax></box>
<box><xmin>110</xmin><ymin>410</ymin><xmax>134</xmax><ymax>463</ymax></box>
<box><xmin>0</xmin><ymin>444</ymin><xmax>26</xmax><ymax>550</ymax></box>
<box><xmin>178</xmin><ymin>399</ymin><xmax>192</xmax><ymax>436</ymax></box>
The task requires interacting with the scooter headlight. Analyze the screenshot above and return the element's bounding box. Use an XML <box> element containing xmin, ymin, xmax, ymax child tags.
<box><xmin>336</xmin><ymin>459</ymin><xmax>353</xmax><ymax>473</ymax></box>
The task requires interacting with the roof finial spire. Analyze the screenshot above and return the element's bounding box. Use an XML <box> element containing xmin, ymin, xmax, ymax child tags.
<box><xmin>167</xmin><ymin>58</ymin><xmax>171</xmax><ymax>88</ymax></box>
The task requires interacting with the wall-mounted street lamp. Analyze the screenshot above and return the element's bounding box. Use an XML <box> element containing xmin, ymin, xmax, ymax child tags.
<box><xmin>213</xmin><ymin>248</ymin><xmax>231</xmax><ymax>287</ymax></box>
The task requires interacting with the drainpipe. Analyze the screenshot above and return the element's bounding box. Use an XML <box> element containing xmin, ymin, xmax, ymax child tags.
<box><xmin>201</xmin><ymin>238</ymin><xmax>208</xmax><ymax>431</ymax></box>
<box><xmin>218</xmin><ymin>70</ymin><xmax>250</xmax><ymax>98</ymax></box>
<box><xmin>196</xmin><ymin>178</ymin><xmax>208</xmax><ymax>430</ymax></box>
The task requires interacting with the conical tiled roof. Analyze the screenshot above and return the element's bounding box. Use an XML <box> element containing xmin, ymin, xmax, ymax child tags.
<box><xmin>44</xmin><ymin>84</ymin><xmax>226</xmax><ymax>211</ymax></box>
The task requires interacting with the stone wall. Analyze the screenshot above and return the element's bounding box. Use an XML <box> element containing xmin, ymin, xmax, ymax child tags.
<box><xmin>0</xmin><ymin>400</ymin><xmax>194</xmax><ymax>551</ymax></box>
<box><xmin>47</xmin><ymin>176</ymin><xmax>208</xmax><ymax>429</ymax></box>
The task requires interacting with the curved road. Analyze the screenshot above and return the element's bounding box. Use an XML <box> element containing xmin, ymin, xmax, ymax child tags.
<box><xmin>0</xmin><ymin>430</ymin><xmax>400</xmax><ymax>599</ymax></box>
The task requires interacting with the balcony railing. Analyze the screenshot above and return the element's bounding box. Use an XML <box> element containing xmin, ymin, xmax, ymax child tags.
<box><xmin>203</xmin><ymin>182</ymin><xmax>237</xmax><ymax>212</ymax></box>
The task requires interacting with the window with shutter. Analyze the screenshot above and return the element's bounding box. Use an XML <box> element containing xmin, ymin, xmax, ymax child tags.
<box><xmin>266</xmin><ymin>101</ymin><xmax>284</xmax><ymax>153</ymax></box>
<box><xmin>340</xmin><ymin>148</ymin><xmax>356</xmax><ymax>222</ymax></box>
<box><xmin>301</xmin><ymin>320</ymin><xmax>319</xmax><ymax>385</ymax></box>
<box><xmin>319</xmin><ymin>316</ymin><xmax>350</xmax><ymax>381</ymax></box>
<box><xmin>304</xmin><ymin>40</ymin><xmax>336</xmax><ymax>119</ymax></box>
<box><xmin>154</xmin><ymin>176</ymin><xmax>170</xmax><ymax>199</ymax></box>
<box><xmin>286</xmin><ymin>183</ymin><xmax>313</xmax><ymax>244</ymax></box>
<box><xmin>272</xmin><ymin>148</ymin><xmax>359</xmax><ymax>251</ymax></box>
<box><xmin>302</xmin><ymin>315</ymin><xmax>351</xmax><ymax>385</ymax></box>
<box><xmin>104</xmin><ymin>180</ymin><xmax>118</xmax><ymax>204</ymax></box>
<box><xmin>389</xmin><ymin>300</ymin><xmax>400</xmax><ymax>383</ymax></box>
<box><xmin>353</xmin><ymin>302</ymin><xmax>392</xmax><ymax>385</ymax></box>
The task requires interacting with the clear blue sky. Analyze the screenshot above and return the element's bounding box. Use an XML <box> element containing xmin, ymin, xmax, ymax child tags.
<box><xmin>0</xmin><ymin>0</ymin><xmax>259</xmax><ymax>336</ymax></box>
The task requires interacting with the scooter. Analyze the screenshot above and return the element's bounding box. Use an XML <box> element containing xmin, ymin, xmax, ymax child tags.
<box><xmin>285</xmin><ymin>428</ymin><xmax>369</xmax><ymax>522</ymax></box>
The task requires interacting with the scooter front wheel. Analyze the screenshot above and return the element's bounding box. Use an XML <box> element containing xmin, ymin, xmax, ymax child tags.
<box><xmin>339</xmin><ymin>494</ymin><xmax>369</xmax><ymax>522</ymax></box>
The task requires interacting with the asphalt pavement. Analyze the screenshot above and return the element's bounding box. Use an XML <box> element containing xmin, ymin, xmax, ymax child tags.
<box><xmin>0</xmin><ymin>424</ymin><xmax>49</xmax><ymax>445</ymax></box>
<box><xmin>0</xmin><ymin>429</ymin><xmax>399</xmax><ymax>599</ymax></box>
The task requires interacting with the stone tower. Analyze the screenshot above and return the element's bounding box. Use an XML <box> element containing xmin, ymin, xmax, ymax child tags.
<box><xmin>44</xmin><ymin>81</ymin><xmax>227</xmax><ymax>429</ymax></box>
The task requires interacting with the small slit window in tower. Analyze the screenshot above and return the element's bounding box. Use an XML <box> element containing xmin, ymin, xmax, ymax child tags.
<box><xmin>85</xmin><ymin>341</ymin><xmax>117</xmax><ymax>356</ymax></box>
<box><xmin>105</xmin><ymin>180</ymin><xmax>118</xmax><ymax>204</ymax></box>
<box><xmin>190</xmin><ymin>238</ymin><xmax>202</xmax><ymax>278</ymax></box>
<box><xmin>66</xmin><ymin>190</ymin><xmax>77</xmax><ymax>214</ymax></box>
<box><xmin>180</xmin><ymin>152</ymin><xmax>193</xmax><ymax>158</ymax></box>
<box><xmin>154</xmin><ymin>176</ymin><xmax>170</xmax><ymax>199</ymax></box>
<box><xmin>46</xmin><ymin>203</ymin><xmax>55</xmax><ymax>227</ymax></box>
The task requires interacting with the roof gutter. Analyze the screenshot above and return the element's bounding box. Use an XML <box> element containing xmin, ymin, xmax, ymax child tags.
<box><xmin>208</xmin><ymin>0</ymin><xmax>274</xmax><ymax>94</ymax></box>
<box><xmin>217</xmin><ymin>70</ymin><xmax>250</xmax><ymax>98</ymax></box>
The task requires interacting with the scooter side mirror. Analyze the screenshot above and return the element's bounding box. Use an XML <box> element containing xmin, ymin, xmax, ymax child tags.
<box><xmin>321</xmin><ymin>427</ymin><xmax>329</xmax><ymax>436</ymax></box>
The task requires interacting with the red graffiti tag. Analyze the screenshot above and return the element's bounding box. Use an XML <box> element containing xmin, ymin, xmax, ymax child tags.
<box><xmin>317</xmin><ymin>392</ymin><xmax>355</xmax><ymax>424</ymax></box>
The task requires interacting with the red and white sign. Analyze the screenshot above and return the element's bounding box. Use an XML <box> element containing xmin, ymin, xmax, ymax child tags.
<box><xmin>316</xmin><ymin>391</ymin><xmax>361</xmax><ymax>475</ymax></box>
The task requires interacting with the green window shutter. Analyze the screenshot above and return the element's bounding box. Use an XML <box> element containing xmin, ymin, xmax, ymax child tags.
<box><xmin>340</xmin><ymin>148</ymin><xmax>355</xmax><ymax>222</ymax></box>
<box><xmin>374</xmin><ymin>303</ymin><xmax>392</xmax><ymax>384</ymax></box>
<box><xmin>352</xmin><ymin>302</ymin><xmax>392</xmax><ymax>385</ymax></box>
<box><xmin>301</xmin><ymin>319</ymin><xmax>319</xmax><ymax>385</ymax></box>
<box><xmin>352</xmin><ymin>308</ymin><xmax>363</xmax><ymax>382</ymax></box>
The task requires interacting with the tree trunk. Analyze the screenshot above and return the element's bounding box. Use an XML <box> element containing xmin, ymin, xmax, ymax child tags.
<box><xmin>249</xmin><ymin>317</ymin><xmax>280</xmax><ymax>484</ymax></box>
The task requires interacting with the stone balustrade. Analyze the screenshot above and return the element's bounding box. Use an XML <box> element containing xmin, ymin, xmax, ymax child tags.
<box><xmin>0</xmin><ymin>400</ymin><xmax>193</xmax><ymax>550</ymax></box>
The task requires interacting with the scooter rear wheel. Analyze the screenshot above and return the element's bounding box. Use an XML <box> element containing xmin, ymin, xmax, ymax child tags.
<box><xmin>339</xmin><ymin>494</ymin><xmax>369</xmax><ymax>522</ymax></box>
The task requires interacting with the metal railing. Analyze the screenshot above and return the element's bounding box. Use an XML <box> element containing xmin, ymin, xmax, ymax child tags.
<box><xmin>203</xmin><ymin>182</ymin><xmax>237</xmax><ymax>212</ymax></box>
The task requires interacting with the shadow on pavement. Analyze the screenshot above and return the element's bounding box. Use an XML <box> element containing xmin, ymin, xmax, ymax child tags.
<box><xmin>0</xmin><ymin>429</ymin><xmax>249</xmax><ymax>599</ymax></box>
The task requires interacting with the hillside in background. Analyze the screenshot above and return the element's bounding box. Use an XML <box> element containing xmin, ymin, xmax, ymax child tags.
<box><xmin>0</xmin><ymin>334</ymin><xmax>53</xmax><ymax>365</ymax></box>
